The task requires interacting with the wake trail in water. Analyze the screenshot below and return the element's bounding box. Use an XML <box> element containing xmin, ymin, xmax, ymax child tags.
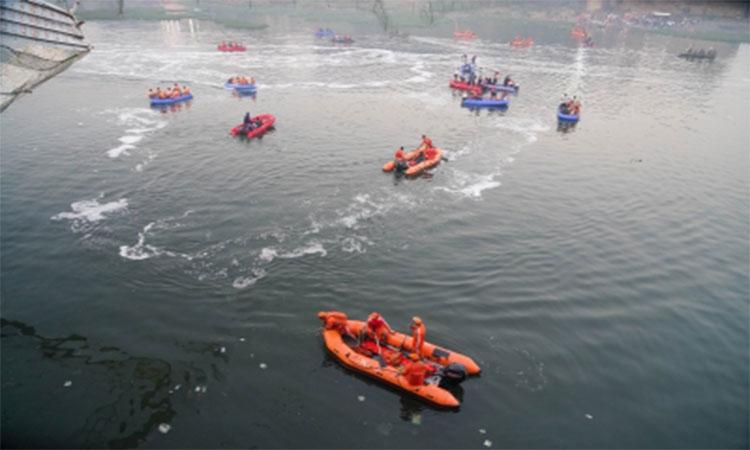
<box><xmin>101</xmin><ymin>108</ymin><xmax>166</xmax><ymax>170</ymax></box>
<box><xmin>52</xmin><ymin>195</ymin><xmax>129</xmax><ymax>233</ymax></box>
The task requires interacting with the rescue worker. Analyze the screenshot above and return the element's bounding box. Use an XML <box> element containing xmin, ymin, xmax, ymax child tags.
<box><xmin>419</xmin><ymin>134</ymin><xmax>433</xmax><ymax>151</ymax></box>
<box><xmin>322</xmin><ymin>311</ymin><xmax>349</xmax><ymax>333</ymax></box>
<box><xmin>571</xmin><ymin>97</ymin><xmax>582</xmax><ymax>115</ymax></box>
<box><xmin>365</xmin><ymin>312</ymin><xmax>393</xmax><ymax>343</ymax></box>
<box><xmin>400</xmin><ymin>354</ymin><xmax>436</xmax><ymax>386</ymax></box>
<box><xmin>409</xmin><ymin>316</ymin><xmax>426</xmax><ymax>358</ymax></box>
<box><xmin>241</xmin><ymin>112</ymin><xmax>256</xmax><ymax>133</ymax></box>
<box><xmin>394</xmin><ymin>147</ymin><xmax>408</xmax><ymax>173</ymax></box>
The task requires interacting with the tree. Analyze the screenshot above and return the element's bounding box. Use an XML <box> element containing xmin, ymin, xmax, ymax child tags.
<box><xmin>420</xmin><ymin>1</ymin><xmax>436</xmax><ymax>25</ymax></box>
<box><xmin>372</xmin><ymin>0</ymin><xmax>390</xmax><ymax>31</ymax></box>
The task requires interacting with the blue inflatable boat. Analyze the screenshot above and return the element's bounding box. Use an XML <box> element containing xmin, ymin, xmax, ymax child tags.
<box><xmin>150</xmin><ymin>93</ymin><xmax>193</xmax><ymax>106</ymax></box>
<box><xmin>557</xmin><ymin>110</ymin><xmax>579</xmax><ymax>122</ymax></box>
<box><xmin>462</xmin><ymin>98</ymin><xmax>509</xmax><ymax>108</ymax></box>
<box><xmin>481</xmin><ymin>83</ymin><xmax>519</xmax><ymax>93</ymax></box>
<box><xmin>225</xmin><ymin>82</ymin><xmax>257</xmax><ymax>92</ymax></box>
<box><xmin>315</xmin><ymin>28</ymin><xmax>335</xmax><ymax>38</ymax></box>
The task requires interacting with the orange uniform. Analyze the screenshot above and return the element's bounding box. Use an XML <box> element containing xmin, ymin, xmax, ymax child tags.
<box><xmin>424</xmin><ymin>148</ymin><xmax>437</xmax><ymax>160</ymax></box>
<box><xmin>409</xmin><ymin>316</ymin><xmax>426</xmax><ymax>356</ymax></box>
<box><xmin>402</xmin><ymin>361</ymin><xmax>435</xmax><ymax>386</ymax></box>
<box><xmin>421</xmin><ymin>136</ymin><xmax>433</xmax><ymax>149</ymax></box>
<box><xmin>366</xmin><ymin>312</ymin><xmax>393</xmax><ymax>342</ymax></box>
<box><xmin>323</xmin><ymin>311</ymin><xmax>349</xmax><ymax>333</ymax></box>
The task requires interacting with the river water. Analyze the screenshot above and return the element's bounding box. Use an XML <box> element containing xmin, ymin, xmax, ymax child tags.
<box><xmin>1</xmin><ymin>19</ymin><xmax>748</xmax><ymax>449</ymax></box>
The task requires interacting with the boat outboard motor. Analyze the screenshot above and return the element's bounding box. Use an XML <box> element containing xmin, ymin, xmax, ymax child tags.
<box><xmin>439</xmin><ymin>362</ymin><xmax>467</xmax><ymax>385</ymax></box>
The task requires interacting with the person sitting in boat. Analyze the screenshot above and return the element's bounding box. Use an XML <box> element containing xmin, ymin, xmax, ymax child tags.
<box><xmin>322</xmin><ymin>311</ymin><xmax>349</xmax><ymax>333</ymax></box>
<box><xmin>400</xmin><ymin>355</ymin><xmax>436</xmax><ymax>386</ymax></box>
<box><xmin>182</xmin><ymin>86</ymin><xmax>191</xmax><ymax>95</ymax></box>
<box><xmin>147</xmin><ymin>88</ymin><xmax>156</xmax><ymax>98</ymax></box>
<box><xmin>365</xmin><ymin>312</ymin><xmax>393</xmax><ymax>343</ymax></box>
<box><xmin>394</xmin><ymin>147</ymin><xmax>408</xmax><ymax>173</ymax></box>
<box><xmin>559</xmin><ymin>93</ymin><xmax>571</xmax><ymax>114</ymax></box>
<box><xmin>570</xmin><ymin>98</ymin><xmax>581</xmax><ymax>115</ymax></box>
<box><xmin>157</xmin><ymin>87</ymin><xmax>168</xmax><ymax>99</ymax></box>
<box><xmin>503</xmin><ymin>75</ymin><xmax>514</xmax><ymax>87</ymax></box>
<box><xmin>241</xmin><ymin>112</ymin><xmax>256</xmax><ymax>133</ymax></box>
<box><xmin>423</xmin><ymin>147</ymin><xmax>438</xmax><ymax>161</ymax></box>
<box><xmin>491</xmin><ymin>71</ymin><xmax>499</xmax><ymax>85</ymax></box>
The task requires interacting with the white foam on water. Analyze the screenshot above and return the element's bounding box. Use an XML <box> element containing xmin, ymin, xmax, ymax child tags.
<box><xmin>341</xmin><ymin>235</ymin><xmax>372</xmax><ymax>254</ymax></box>
<box><xmin>279</xmin><ymin>241</ymin><xmax>327</xmax><ymax>259</ymax></box>
<box><xmin>119</xmin><ymin>211</ymin><xmax>195</xmax><ymax>261</ymax></box>
<box><xmin>436</xmin><ymin>172</ymin><xmax>502</xmax><ymax>199</ymax></box>
<box><xmin>107</xmin><ymin>144</ymin><xmax>135</xmax><ymax>158</ymax></box>
<box><xmin>101</xmin><ymin>108</ymin><xmax>167</xmax><ymax>160</ymax></box>
<box><xmin>119</xmin><ymin>135</ymin><xmax>143</xmax><ymax>145</ymax></box>
<box><xmin>337</xmin><ymin>193</ymin><xmax>389</xmax><ymax>229</ymax></box>
<box><xmin>259</xmin><ymin>247</ymin><xmax>278</xmax><ymax>262</ymax></box>
<box><xmin>52</xmin><ymin>198</ymin><xmax>128</xmax><ymax>232</ymax></box>
<box><xmin>119</xmin><ymin>222</ymin><xmax>159</xmax><ymax>260</ymax></box>
<box><xmin>405</xmin><ymin>60</ymin><xmax>434</xmax><ymax>84</ymax></box>
<box><xmin>232</xmin><ymin>268</ymin><xmax>267</xmax><ymax>289</ymax></box>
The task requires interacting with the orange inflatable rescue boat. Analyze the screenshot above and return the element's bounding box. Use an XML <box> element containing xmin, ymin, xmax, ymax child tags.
<box><xmin>382</xmin><ymin>148</ymin><xmax>443</xmax><ymax>177</ymax></box>
<box><xmin>318</xmin><ymin>311</ymin><xmax>480</xmax><ymax>407</ymax></box>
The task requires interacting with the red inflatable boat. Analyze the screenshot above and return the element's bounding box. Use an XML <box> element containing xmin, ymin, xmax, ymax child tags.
<box><xmin>218</xmin><ymin>43</ymin><xmax>246</xmax><ymax>52</ymax></box>
<box><xmin>449</xmin><ymin>80</ymin><xmax>482</xmax><ymax>95</ymax></box>
<box><xmin>230</xmin><ymin>114</ymin><xmax>276</xmax><ymax>139</ymax></box>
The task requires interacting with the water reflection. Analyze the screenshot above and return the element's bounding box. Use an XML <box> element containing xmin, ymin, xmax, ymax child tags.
<box><xmin>151</xmin><ymin>99</ymin><xmax>193</xmax><ymax>113</ymax></box>
<box><xmin>0</xmin><ymin>318</ymin><xmax>211</xmax><ymax>448</ymax></box>
<box><xmin>556</xmin><ymin>120</ymin><xmax>578</xmax><ymax>133</ymax></box>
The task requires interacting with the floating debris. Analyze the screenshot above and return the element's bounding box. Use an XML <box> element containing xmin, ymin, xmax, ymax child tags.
<box><xmin>174</xmin><ymin>384</ymin><xmax>181</xmax><ymax>391</ymax></box>
<box><xmin>220</xmin><ymin>346</ymin><xmax>226</xmax><ymax>354</ymax></box>
<box><xmin>357</xmin><ymin>395</ymin><xmax>365</xmax><ymax>402</ymax></box>
<box><xmin>158</xmin><ymin>423</ymin><xmax>171</xmax><ymax>434</ymax></box>
<box><xmin>585</xmin><ymin>414</ymin><xmax>593</xmax><ymax>420</ymax></box>
<box><xmin>483</xmin><ymin>439</ymin><xmax>492</xmax><ymax>447</ymax></box>
<box><xmin>410</xmin><ymin>413</ymin><xmax>422</xmax><ymax>425</ymax></box>
<box><xmin>478</xmin><ymin>428</ymin><xmax>486</xmax><ymax>434</ymax></box>
<box><xmin>239</xmin><ymin>338</ymin><xmax>246</xmax><ymax>342</ymax></box>
<box><xmin>259</xmin><ymin>363</ymin><xmax>267</xmax><ymax>369</ymax></box>
<box><xmin>63</xmin><ymin>380</ymin><xmax>72</xmax><ymax>388</ymax></box>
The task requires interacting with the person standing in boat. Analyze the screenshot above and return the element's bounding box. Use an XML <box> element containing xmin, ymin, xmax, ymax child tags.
<box><xmin>241</xmin><ymin>112</ymin><xmax>256</xmax><ymax>133</ymax></box>
<box><xmin>409</xmin><ymin>316</ymin><xmax>426</xmax><ymax>358</ymax></box>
